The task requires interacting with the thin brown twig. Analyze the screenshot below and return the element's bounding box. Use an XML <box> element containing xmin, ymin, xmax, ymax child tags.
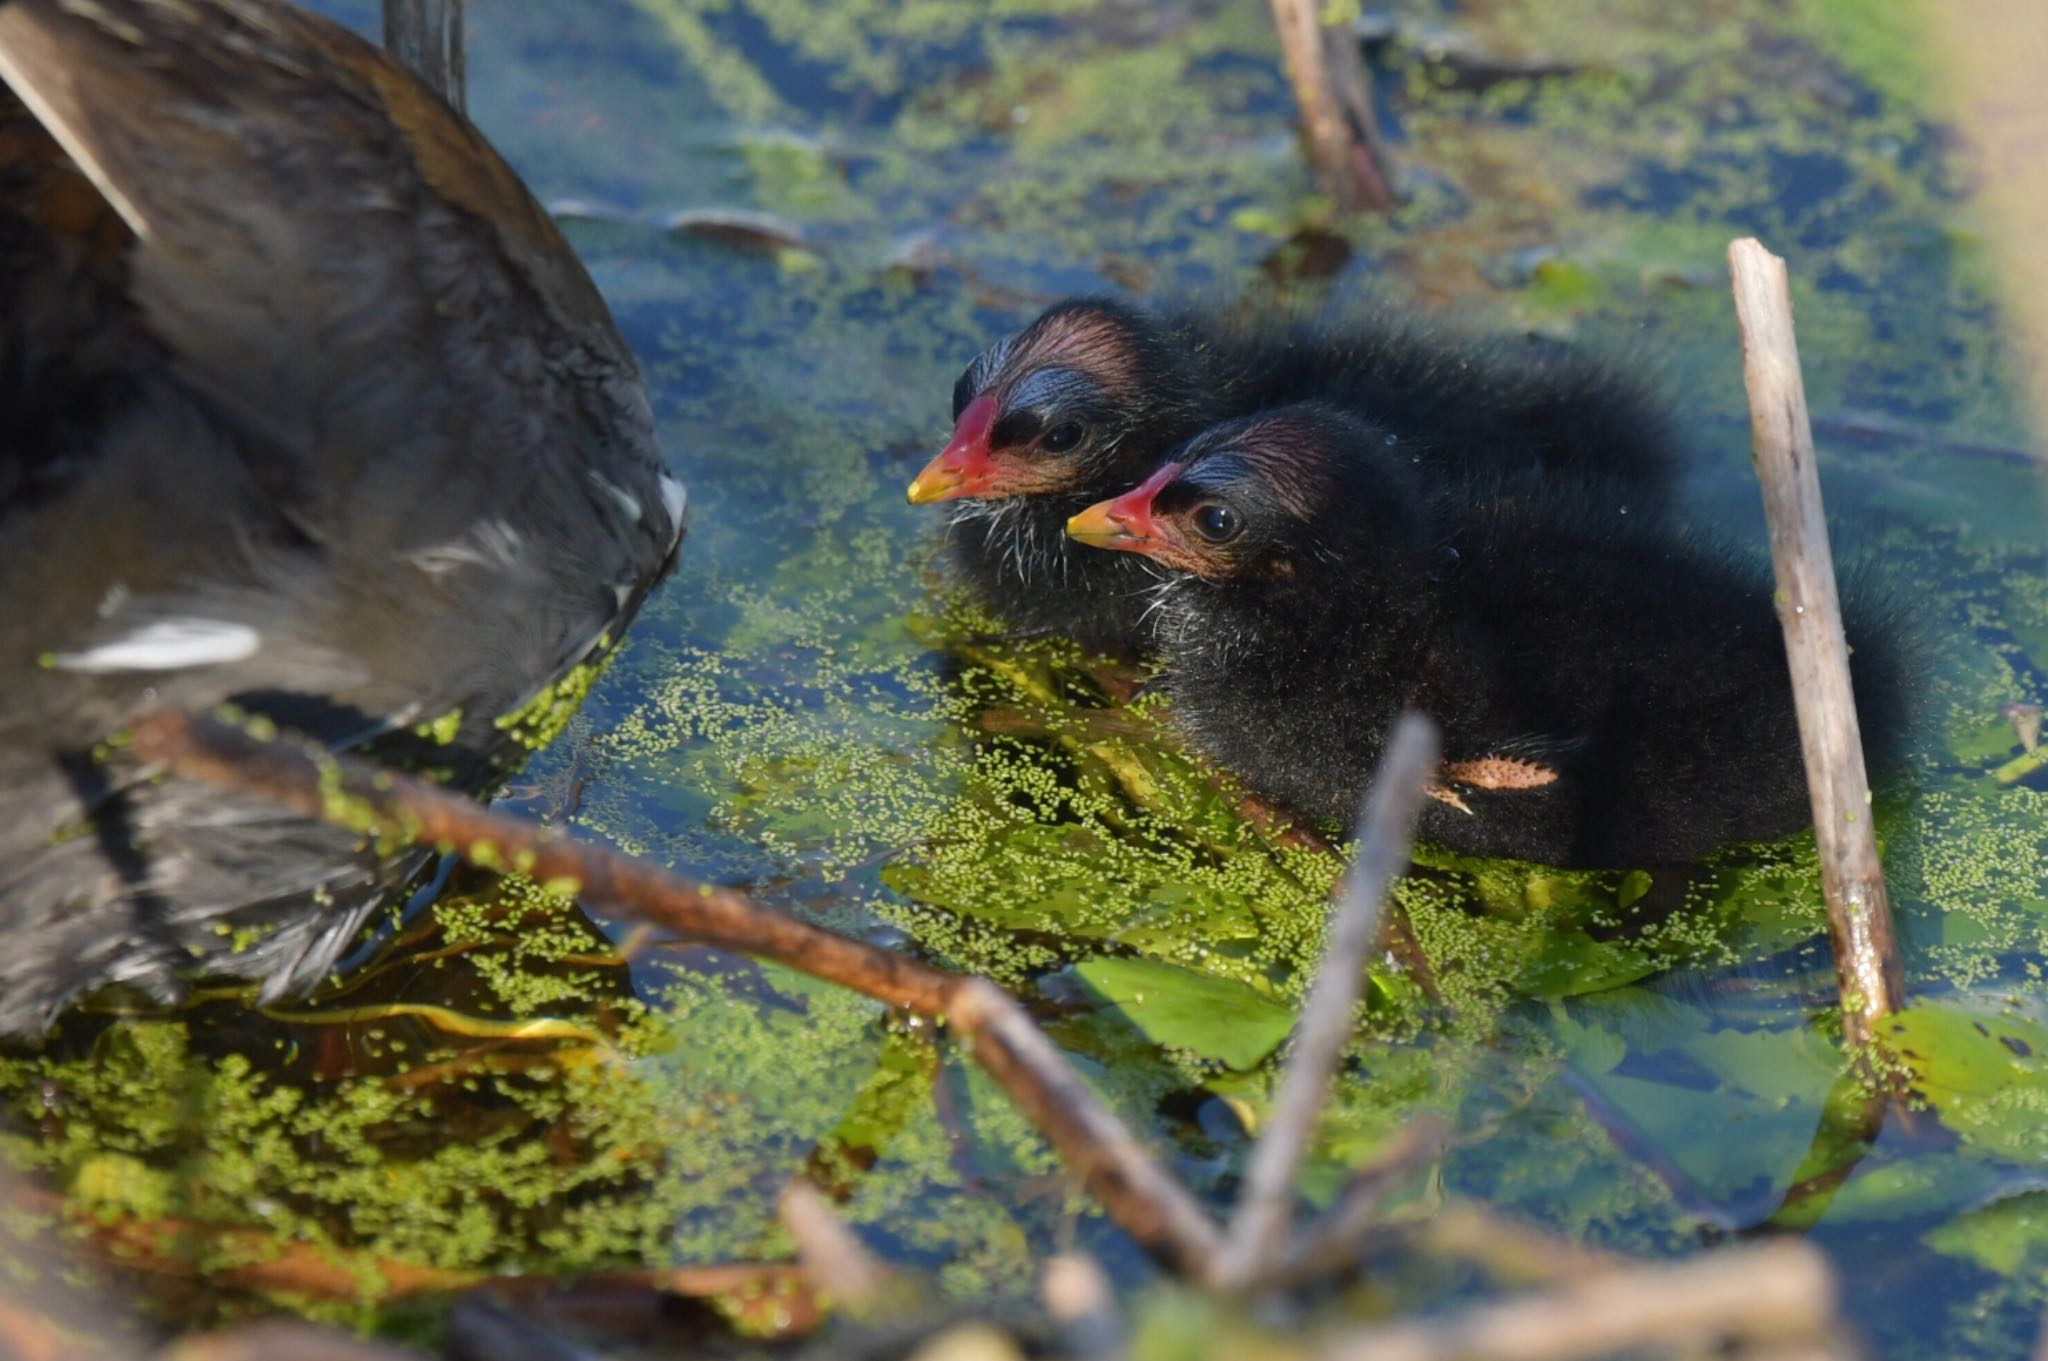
<box><xmin>38</xmin><ymin>712</ymin><xmax>1868</xmax><ymax>1357</ymax></box>
<box><xmin>1410</xmin><ymin>1202</ymin><xmax>1633</xmax><ymax>1287</ymax></box>
<box><xmin>1041</xmin><ymin>1254</ymin><xmax>1125</xmax><ymax>1361</ymax></box>
<box><xmin>1259</xmin><ymin>1115</ymin><xmax>1449</xmax><ymax>1290</ymax></box>
<box><xmin>1919</xmin><ymin>1</ymin><xmax>2048</xmax><ymax>439</ymax></box>
<box><xmin>0</xmin><ymin>1298</ymin><xmax>81</xmax><ymax>1361</ymax></box>
<box><xmin>777</xmin><ymin>1179</ymin><xmax>891</xmax><ymax>1306</ymax></box>
<box><xmin>1728</xmin><ymin>238</ymin><xmax>1906</xmax><ymax>1048</ymax></box>
<box><xmin>1317</xmin><ymin>1238</ymin><xmax>1842</xmax><ymax>1361</ymax></box>
<box><xmin>154</xmin><ymin>1322</ymin><xmax>423</xmax><ymax>1361</ymax></box>
<box><xmin>133</xmin><ymin>714</ymin><xmax>957</xmax><ymax>1012</ymax></box>
<box><xmin>129</xmin><ymin>711</ymin><xmax>1223</xmax><ymax>1281</ymax></box>
<box><xmin>0</xmin><ymin>1297</ymin><xmax>124</xmax><ymax>1361</ymax></box>
<box><xmin>1214</xmin><ymin>714</ymin><xmax>1438</xmax><ymax>1290</ymax></box>
<box><xmin>1223</xmin><ymin>786</ymin><xmax>1440</xmax><ymax>1003</ymax></box>
<box><xmin>949</xmin><ymin>978</ymin><xmax>1225</xmax><ymax>1280</ymax></box>
<box><xmin>1267</xmin><ymin>0</ymin><xmax>1397</xmax><ymax>212</ymax></box>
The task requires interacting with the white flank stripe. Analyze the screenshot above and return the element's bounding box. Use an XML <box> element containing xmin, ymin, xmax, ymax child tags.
<box><xmin>589</xmin><ymin>471</ymin><xmax>642</xmax><ymax>522</ymax></box>
<box><xmin>658</xmin><ymin>472</ymin><xmax>688</xmax><ymax>544</ymax></box>
<box><xmin>53</xmin><ymin>619</ymin><xmax>261</xmax><ymax>672</ymax></box>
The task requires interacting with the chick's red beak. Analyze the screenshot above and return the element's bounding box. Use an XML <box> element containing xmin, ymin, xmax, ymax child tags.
<box><xmin>1065</xmin><ymin>461</ymin><xmax>1183</xmax><ymax>555</ymax></box>
<box><xmin>907</xmin><ymin>395</ymin><xmax>999</xmax><ymax>504</ymax></box>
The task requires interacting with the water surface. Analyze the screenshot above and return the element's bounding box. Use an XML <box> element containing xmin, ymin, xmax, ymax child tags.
<box><xmin>9</xmin><ymin>1</ymin><xmax>2048</xmax><ymax>1354</ymax></box>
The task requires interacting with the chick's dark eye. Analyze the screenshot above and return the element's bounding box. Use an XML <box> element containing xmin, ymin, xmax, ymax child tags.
<box><xmin>1041</xmin><ymin>421</ymin><xmax>1085</xmax><ymax>454</ymax></box>
<box><xmin>1191</xmin><ymin>502</ymin><xmax>1242</xmax><ymax>544</ymax></box>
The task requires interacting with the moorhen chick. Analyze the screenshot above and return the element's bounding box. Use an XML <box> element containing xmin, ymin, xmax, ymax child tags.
<box><xmin>908</xmin><ymin>296</ymin><xmax>1682</xmax><ymax>653</ymax></box>
<box><xmin>1064</xmin><ymin>404</ymin><xmax>1906</xmax><ymax>868</ymax></box>
<box><xmin>0</xmin><ymin>0</ymin><xmax>686</xmax><ymax>1033</ymax></box>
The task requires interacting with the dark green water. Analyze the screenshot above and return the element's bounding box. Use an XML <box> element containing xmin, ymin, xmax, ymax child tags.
<box><xmin>9</xmin><ymin>1</ymin><xmax>2048</xmax><ymax>1354</ymax></box>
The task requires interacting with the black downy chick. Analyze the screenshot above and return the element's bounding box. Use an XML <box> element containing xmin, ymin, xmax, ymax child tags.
<box><xmin>1065</xmin><ymin>403</ymin><xmax>1907</xmax><ymax>868</ymax></box>
<box><xmin>0</xmin><ymin>0</ymin><xmax>685</xmax><ymax>1033</ymax></box>
<box><xmin>908</xmin><ymin>296</ymin><xmax>1684</xmax><ymax>654</ymax></box>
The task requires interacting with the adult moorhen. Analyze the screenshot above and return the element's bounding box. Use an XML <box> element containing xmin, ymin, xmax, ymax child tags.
<box><xmin>1065</xmin><ymin>403</ymin><xmax>1906</xmax><ymax>867</ymax></box>
<box><xmin>909</xmin><ymin>296</ymin><xmax>1682</xmax><ymax>654</ymax></box>
<box><xmin>0</xmin><ymin>0</ymin><xmax>686</xmax><ymax>1033</ymax></box>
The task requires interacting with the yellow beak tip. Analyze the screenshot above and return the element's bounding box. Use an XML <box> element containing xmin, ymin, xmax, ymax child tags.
<box><xmin>1066</xmin><ymin>514</ymin><xmax>1121</xmax><ymax>545</ymax></box>
<box><xmin>906</xmin><ymin>470</ymin><xmax>962</xmax><ymax>505</ymax></box>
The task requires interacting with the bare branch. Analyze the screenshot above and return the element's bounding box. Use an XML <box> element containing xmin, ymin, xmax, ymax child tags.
<box><xmin>1259</xmin><ymin>1115</ymin><xmax>1449</xmax><ymax>1289</ymax></box>
<box><xmin>1412</xmin><ymin>1203</ymin><xmax>1632</xmax><ymax>1286</ymax></box>
<box><xmin>1268</xmin><ymin>0</ymin><xmax>1397</xmax><ymax>212</ymax></box>
<box><xmin>1214</xmin><ymin>714</ymin><xmax>1437</xmax><ymax>1290</ymax></box>
<box><xmin>1318</xmin><ymin>1238</ymin><xmax>1842</xmax><ymax>1361</ymax></box>
<box><xmin>1042</xmin><ymin>1254</ymin><xmax>1125</xmax><ymax>1361</ymax></box>
<box><xmin>778</xmin><ymin>1179</ymin><xmax>891</xmax><ymax>1307</ymax></box>
<box><xmin>129</xmin><ymin>712</ymin><xmax>1222</xmax><ymax>1279</ymax></box>
<box><xmin>131</xmin><ymin>712</ymin><xmax>958</xmax><ymax>1012</ymax></box>
<box><xmin>950</xmin><ymin>979</ymin><xmax>1223</xmax><ymax>1280</ymax></box>
<box><xmin>156</xmin><ymin>1321</ymin><xmax>423</xmax><ymax>1361</ymax></box>
<box><xmin>1727</xmin><ymin>238</ymin><xmax>1906</xmax><ymax>1047</ymax></box>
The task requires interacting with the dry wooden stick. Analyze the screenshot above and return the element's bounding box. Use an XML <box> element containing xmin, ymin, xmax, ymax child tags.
<box><xmin>0</xmin><ymin>1290</ymin><xmax>126</xmax><ymax>1361</ymax></box>
<box><xmin>0</xmin><ymin>1298</ymin><xmax>86</xmax><ymax>1361</ymax></box>
<box><xmin>383</xmin><ymin>0</ymin><xmax>466</xmax><ymax>113</ymax></box>
<box><xmin>1268</xmin><ymin>0</ymin><xmax>1397</xmax><ymax>212</ymax></box>
<box><xmin>1317</xmin><ymin>1237</ymin><xmax>1841</xmax><ymax>1361</ymax></box>
<box><xmin>1410</xmin><ymin>1203</ymin><xmax>1632</xmax><ymax>1287</ymax></box>
<box><xmin>134</xmin><ymin>714</ymin><xmax>956</xmax><ymax>1012</ymax></box>
<box><xmin>128</xmin><ymin>711</ymin><xmax>1222</xmax><ymax>1281</ymax></box>
<box><xmin>1214</xmin><ymin>714</ymin><xmax>1438</xmax><ymax>1290</ymax></box>
<box><xmin>949</xmin><ymin>978</ymin><xmax>1224</xmax><ymax>1278</ymax></box>
<box><xmin>1919</xmin><ymin>1</ymin><xmax>2048</xmax><ymax>438</ymax></box>
<box><xmin>1042</xmin><ymin>1254</ymin><xmax>1125</xmax><ymax>1361</ymax></box>
<box><xmin>1259</xmin><ymin>1115</ymin><xmax>1449</xmax><ymax>1289</ymax></box>
<box><xmin>1728</xmin><ymin>238</ymin><xmax>1906</xmax><ymax>1047</ymax></box>
<box><xmin>157</xmin><ymin>1322</ymin><xmax>425</xmax><ymax>1361</ymax></box>
<box><xmin>777</xmin><ymin>1179</ymin><xmax>891</xmax><ymax>1306</ymax></box>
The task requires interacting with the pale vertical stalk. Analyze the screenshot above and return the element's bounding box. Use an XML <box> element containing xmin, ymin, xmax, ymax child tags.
<box><xmin>1267</xmin><ymin>0</ymin><xmax>1396</xmax><ymax>212</ymax></box>
<box><xmin>1728</xmin><ymin>238</ymin><xmax>1905</xmax><ymax>1047</ymax></box>
<box><xmin>1213</xmin><ymin>714</ymin><xmax>1437</xmax><ymax>1289</ymax></box>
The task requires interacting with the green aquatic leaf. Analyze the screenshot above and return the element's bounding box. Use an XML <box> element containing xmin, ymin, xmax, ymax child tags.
<box><xmin>1993</xmin><ymin>748</ymin><xmax>2048</xmax><ymax>787</ymax></box>
<box><xmin>1927</xmin><ymin>1190</ymin><xmax>2048</xmax><ymax>1275</ymax></box>
<box><xmin>1526</xmin><ymin>257</ymin><xmax>1603</xmax><ymax>309</ymax></box>
<box><xmin>1682</xmin><ymin>1024</ymin><xmax>1843</xmax><ymax>1107</ymax></box>
<box><xmin>1950</xmin><ymin>712</ymin><xmax>2026</xmax><ymax>767</ymax></box>
<box><xmin>1887</xmin><ymin>1002</ymin><xmax>2048</xmax><ymax>1161</ymax></box>
<box><xmin>1070</xmin><ymin>957</ymin><xmax>1298</xmax><ymax>1070</ymax></box>
<box><xmin>1550</xmin><ymin>1003</ymin><xmax>1626</xmax><ymax>1076</ymax></box>
<box><xmin>1820</xmin><ymin>1153</ymin><xmax>2009</xmax><ymax>1226</ymax></box>
<box><xmin>1574</xmin><ymin>1067</ymin><xmax>1828</xmax><ymax>1203</ymax></box>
